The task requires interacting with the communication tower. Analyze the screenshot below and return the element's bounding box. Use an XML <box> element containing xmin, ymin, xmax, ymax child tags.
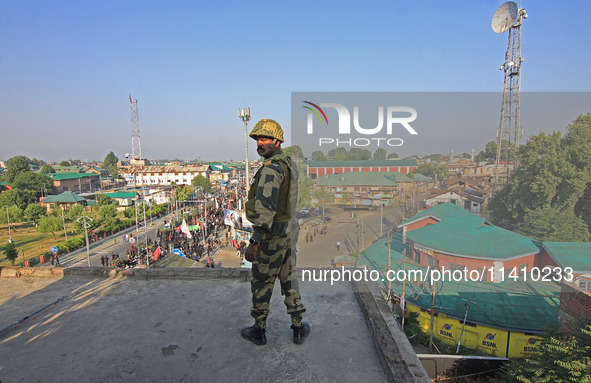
<box><xmin>130</xmin><ymin>95</ymin><xmax>141</xmax><ymax>164</ymax></box>
<box><xmin>491</xmin><ymin>1</ymin><xmax>527</xmax><ymax>193</ymax></box>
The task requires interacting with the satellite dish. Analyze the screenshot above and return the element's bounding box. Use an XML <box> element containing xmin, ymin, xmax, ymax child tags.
<box><xmin>492</xmin><ymin>1</ymin><xmax>518</xmax><ymax>33</ymax></box>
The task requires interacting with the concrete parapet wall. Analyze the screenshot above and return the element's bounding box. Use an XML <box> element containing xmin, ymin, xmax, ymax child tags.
<box><xmin>1</xmin><ymin>266</ymin><xmax>250</xmax><ymax>281</ymax></box>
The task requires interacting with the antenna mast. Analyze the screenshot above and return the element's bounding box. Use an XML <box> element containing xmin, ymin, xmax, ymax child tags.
<box><xmin>130</xmin><ymin>95</ymin><xmax>141</xmax><ymax>164</ymax></box>
<box><xmin>491</xmin><ymin>2</ymin><xmax>527</xmax><ymax>193</ymax></box>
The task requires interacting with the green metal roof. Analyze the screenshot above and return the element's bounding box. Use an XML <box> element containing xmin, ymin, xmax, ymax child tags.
<box><xmin>406</xmin><ymin>215</ymin><xmax>539</xmax><ymax>260</ymax></box>
<box><xmin>306</xmin><ymin>159</ymin><xmax>418</xmax><ymax>167</ymax></box>
<box><xmin>357</xmin><ymin>237</ymin><xmax>560</xmax><ymax>332</ymax></box>
<box><xmin>541</xmin><ymin>242</ymin><xmax>591</xmax><ymax>272</ymax></box>
<box><xmin>401</xmin><ymin>202</ymin><xmax>480</xmax><ymax>226</ymax></box>
<box><xmin>43</xmin><ymin>191</ymin><xmax>86</xmax><ymax>203</ymax></box>
<box><xmin>101</xmin><ymin>192</ymin><xmax>136</xmax><ymax>199</ymax></box>
<box><xmin>315</xmin><ymin>171</ymin><xmax>424</xmax><ymax>187</ymax></box>
<box><xmin>48</xmin><ymin>172</ymin><xmax>99</xmax><ymax>181</ymax></box>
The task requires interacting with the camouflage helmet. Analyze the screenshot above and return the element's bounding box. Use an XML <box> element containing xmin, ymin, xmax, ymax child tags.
<box><xmin>249</xmin><ymin>119</ymin><xmax>284</xmax><ymax>143</ymax></box>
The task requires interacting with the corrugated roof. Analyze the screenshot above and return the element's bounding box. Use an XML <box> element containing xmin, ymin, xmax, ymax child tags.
<box><xmin>400</xmin><ymin>202</ymin><xmax>480</xmax><ymax>227</ymax></box>
<box><xmin>357</xmin><ymin>237</ymin><xmax>560</xmax><ymax>332</ymax></box>
<box><xmin>541</xmin><ymin>242</ymin><xmax>591</xmax><ymax>272</ymax></box>
<box><xmin>405</xmin><ymin>208</ymin><xmax>539</xmax><ymax>260</ymax></box>
<box><xmin>101</xmin><ymin>192</ymin><xmax>136</xmax><ymax>199</ymax></box>
<box><xmin>306</xmin><ymin>159</ymin><xmax>418</xmax><ymax>167</ymax></box>
<box><xmin>48</xmin><ymin>172</ymin><xmax>98</xmax><ymax>180</ymax></box>
<box><xmin>315</xmin><ymin>171</ymin><xmax>425</xmax><ymax>187</ymax></box>
<box><xmin>43</xmin><ymin>191</ymin><xmax>86</xmax><ymax>203</ymax></box>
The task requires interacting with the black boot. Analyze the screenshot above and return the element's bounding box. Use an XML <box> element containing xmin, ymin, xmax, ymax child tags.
<box><xmin>241</xmin><ymin>325</ymin><xmax>267</xmax><ymax>345</ymax></box>
<box><xmin>291</xmin><ymin>322</ymin><xmax>310</xmax><ymax>345</ymax></box>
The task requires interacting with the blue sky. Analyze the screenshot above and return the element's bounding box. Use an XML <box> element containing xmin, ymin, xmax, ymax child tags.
<box><xmin>1</xmin><ymin>0</ymin><xmax>590</xmax><ymax>163</ymax></box>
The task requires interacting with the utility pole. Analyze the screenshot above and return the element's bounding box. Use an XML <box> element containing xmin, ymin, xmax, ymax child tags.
<box><xmin>238</xmin><ymin>107</ymin><xmax>251</xmax><ymax>199</ymax></box>
<box><xmin>429</xmin><ymin>278</ymin><xmax>437</xmax><ymax>352</ymax></box>
<box><xmin>456</xmin><ymin>299</ymin><xmax>477</xmax><ymax>354</ymax></box>
<box><xmin>5</xmin><ymin>205</ymin><xmax>12</xmax><ymax>243</ymax></box>
<box><xmin>77</xmin><ymin>213</ymin><xmax>93</xmax><ymax>267</ymax></box>
<box><xmin>401</xmin><ymin>249</ymin><xmax>407</xmax><ymax>331</ymax></box>
<box><xmin>61</xmin><ymin>209</ymin><xmax>68</xmax><ymax>241</ymax></box>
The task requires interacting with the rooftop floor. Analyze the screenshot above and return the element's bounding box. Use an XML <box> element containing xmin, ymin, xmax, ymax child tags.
<box><xmin>0</xmin><ymin>269</ymin><xmax>428</xmax><ymax>382</ymax></box>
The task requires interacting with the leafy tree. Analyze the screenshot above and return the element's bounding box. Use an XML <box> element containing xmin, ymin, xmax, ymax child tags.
<box><xmin>175</xmin><ymin>185</ymin><xmax>193</xmax><ymax>201</ymax></box>
<box><xmin>414</xmin><ymin>163</ymin><xmax>449</xmax><ymax>181</ymax></box>
<box><xmin>284</xmin><ymin>145</ymin><xmax>304</xmax><ymax>160</ymax></box>
<box><xmin>490</xmin><ymin>324</ymin><xmax>591</xmax><ymax>383</ymax></box>
<box><xmin>103</xmin><ymin>151</ymin><xmax>119</xmax><ymax>178</ymax></box>
<box><xmin>297</xmin><ymin>174</ymin><xmax>313</xmax><ymax>210</ymax></box>
<box><xmin>39</xmin><ymin>164</ymin><xmax>55</xmax><ymax>174</ymax></box>
<box><xmin>488</xmin><ymin>115</ymin><xmax>591</xmax><ymax>236</ymax></box>
<box><xmin>3</xmin><ymin>242</ymin><xmax>18</xmax><ymax>265</ymax></box>
<box><xmin>98</xmin><ymin>204</ymin><xmax>117</xmax><ymax>220</ymax></box>
<box><xmin>313</xmin><ymin>189</ymin><xmax>335</xmax><ymax>208</ymax></box>
<box><xmin>0</xmin><ymin>189</ymin><xmax>38</xmax><ymax>211</ymax></box>
<box><xmin>12</xmin><ymin>172</ymin><xmax>56</xmax><ymax>197</ymax></box>
<box><xmin>373</xmin><ymin>148</ymin><xmax>387</xmax><ymax>160</ymax></box>
<box><xmin>24</xmin><ymin>203</ymin><xmax>47</xmax><ymax>224</ymax></box>
<box><xmin>96</xmin><ymin>194</ymin><xmax>112</xmax><ymax>207</ymax></box>
<box><xmin>103</xmin><ymin>151</ymin><xmax>118</xmax><ymax>168</ymax></box>
<box><xmin>387</xmin><ymin>152</ymin><xmax>399</xmax><ymax>159</ymax></box>
<box><xmin>517</xmin><ymin>207</ymin><xmax>590</xmax><ymax>242</ymax></box>
<box><xmin>348</xmin><ymin>148</ymin><xmax>371</xmax><ymax>160</ymax></box>
<box><xmin>0</xmin><ymin>204</ymin><xmax>23</xmax><ymax>224</ymax></box>
<box><xmin>5</xmin><ymin>155</ymin><xmax>31</xmax><ymax>182</ymax></box>
<box><xmin>311</xmin><ymin>151</ymin><xmax>327</xmax><ymax>161</ymax></box>
<box><xmin>67</xmin><ymin>204</ymin><xmax>84</xmax><ymax>219</ymax></box>
<box><xmin>38</xmin><ymin>215</ymin><xmax>63</xmax><ymax>239</ymax></box>
<box><xmin>341</xmin><ymin>192</ymin><xmax>353</xmax><ymax>206</ymax></box>
<box><xmin>328</xmin><ymin>147</ymin><xmax>348</xmax><ymax>160</ymax></box>
<box><xmin>191</xmin><ymin>175</ymin><xmax>213</xmax><ymax>193</ymax></box>
<box><xmin>59</xmin><ymin>160</ymin><xmax>71</xmax><ymax>167</ymax></box>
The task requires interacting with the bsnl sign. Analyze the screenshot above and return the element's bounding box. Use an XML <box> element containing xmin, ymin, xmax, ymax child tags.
<box><xmin>302</xmin><ymin>101</ymin><xmax>418</xmax><ymax>148</ymax></box>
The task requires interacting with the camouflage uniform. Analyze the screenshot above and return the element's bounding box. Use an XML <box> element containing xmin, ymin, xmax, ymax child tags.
<box><xmin>245</xmin><ymin>148</ymin><xmax>306</xmax><ymax>330</ymax></box>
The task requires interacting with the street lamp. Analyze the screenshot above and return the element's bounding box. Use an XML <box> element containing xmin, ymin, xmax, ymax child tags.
<box><xmin>238</xmin><ymin>107</ymin><xmax>251</xmax><ymax>192</ymax></box>
<box><xmin>5</xmin><ymin>205</ymin><xmax>12</xmax><ymax>243</ymax></box>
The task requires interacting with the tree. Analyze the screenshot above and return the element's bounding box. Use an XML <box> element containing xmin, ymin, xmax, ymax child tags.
<box><xmin>348</xmin><ymin>148</ymin><xmax>371</xmax><ymax>160</ymax></box>
<box><xmin>334</xmin><ymin>152</ymin><xmax>346</xmax><ymax>161</ymax></box>
<box><xmin>373</xmin><ymin>148</ymin><xmax>387</xmax><ymax>161</ymax></box>
<box><xmin>5</xmin><ymin>155</ymin><xmax>31</xmax><ymax>182</ymax></box>
<box><xmin>328</xmin><ymin>147</ymin><xmax>348</xmax><ymax>160</ymax></box>
<box><xmin>517</xmin><ymin>207</ymin><xmax>590</xmax><ymax>242</ymax></box>
<box><xmin>487</xmin><ymin>116</ymin><xmax>591</xmax><ymax>236</ymax></box>
<box><xmin>387</xmin><ymin>152</ymin><xmax>399</xmax><ymax>159</ymax></box>
<box><xmin>24</xmin><ymin>203</ymin><xmax>47</xmax><ymax>224</ymax></box>
<box><xmin>0</xmin><ymin>205</ymin><xmax>23</xmax><ymax>224</ymax></box>
<box><xmin>191</xmin><ymin>175</ymin><xmax>213</xmax><ymax>193</ymax></box>
<box><xmin>414</xmin><ymin>163</ymin><xmax>449</xmax><ymax>181</ymax></box>
<box><xmin>313</xmin><ymin>189</ymin><xmax>335</xmax><ymax>208</ymax></box>
<box><xmin>490</xmin><ymin>324</ymin><xmax>591</xmax><ymax>383</ymax></box>
<box><xmin>99</xmin><ymin>204</ymin><xmax>117</xmax><ymax>220</ymax></box>
<box><xmin>67</xmin><ymin>204</ymin><xmax>84</xmax><ymax>220</ymax></box>
<box><xmin>284</xmin><ymin>145</ymin><xmax>304</xmax><ymax>160</ymax></box>
<box><xmin>38</xmin><ymin>215</ymin><xmax>63</xmax><ymax>239</ymax></box>
<box><xmin>39</xmin><ymin>164</ymin><xmax>55</xmax><ymax>174</ymax></box>
<box><xmin>12</xmin><ymin>172</ymin><xmax>56</xmax><ymax>197</ymax></box>
<box><xmin>297</xmin><ymin>175</ymin><xmax>313</xmax><ymax>210</ymax></box>
<box><xmin>175</xmin><ymin>185</ymin><xmax>193</xmax><ymax>201</ymax></box>
<box><xmin>103</xmin><ymin>151</ymin><xmax>119</xmax><ymax>178</ymax></box>
<box><xmin>3</xmin><ymin>242</ymin><xmax>18</xmax><ymax>265</ymax></box>
<box><xmin>311</xmin><ymin>151</ymin><xmax>327</xmax><ymax>161</ymax></box>
<box><xmin>0</xmin><ymin>189</ymin><xmax>38</xmax><ymax>211</ymax></box>
<box><xmin>96</xmin><ymin>194</ymin><xmax>112</xmax><ymax>207</ymax></box>
<box><xmin>59</xmin><ymin>160</ymin><xmax>71</xmax><ymax>167</ymax></box>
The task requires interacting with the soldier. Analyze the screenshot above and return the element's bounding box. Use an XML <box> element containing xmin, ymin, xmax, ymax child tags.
<box><xmin>241</xmin><ymin>119</ymin><xmax>309</xmax><ymax>346</ymax></box>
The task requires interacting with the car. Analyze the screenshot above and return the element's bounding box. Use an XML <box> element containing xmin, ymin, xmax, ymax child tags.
<box><xmin>322</xmin><ymin>216</ymin><xmax>332</xmax><ymax>222</ymax></box>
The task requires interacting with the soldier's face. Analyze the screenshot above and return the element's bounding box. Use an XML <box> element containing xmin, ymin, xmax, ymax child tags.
<box><xmin>256</xmin><ymin>137</ymin><xmax>279</xmax><ymax>157</ymax></box>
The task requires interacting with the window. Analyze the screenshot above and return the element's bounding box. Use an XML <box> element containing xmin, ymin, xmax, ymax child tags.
<box><xmin>428</xmin><ymin>256</ymin><xmax>439</xmax><ymax>269</ymax></box>
<box><xmin>449</xmin><ymin>263</ymin><xmax>465</xmax><ymax>273</ymax></box>
<box><xmin>579</xmin><ymin>279</ymin><xmax>591</xmax><ymax>292</ymax></box>
<box><xmin>414</xmin><ymin>251</ymin><xmax>420</xmax><ymax>264</ymax></box>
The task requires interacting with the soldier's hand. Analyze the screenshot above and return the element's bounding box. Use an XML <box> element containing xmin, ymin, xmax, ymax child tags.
<box><xmin>245</xmin><ymin>244</ymin><xmax>258</xmax><ymax>262</ymax></box>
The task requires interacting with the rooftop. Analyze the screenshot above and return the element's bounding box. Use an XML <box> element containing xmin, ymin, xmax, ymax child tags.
<box><xmin>306</xmin><ymin>159</ymin><xmax>419</xmax><ymax>167</ymax></box>
<box><xmin>42</xmin><ymin>191</ymin><xmax>86</xmax><ymax>203</ymax></box>
<box><xmin>541</xmin><ymin>242</ymin><xmax>591</xmax><ymax>273</ymax></box>
<box><xmin>0</xmin><ymin>268</ymin><xmax>429</xmax><ymax>382</ymax></box>
<box><xmin>315</xmin><ymin>172</ymin><xmax>425</xmax><ymax>187</ymax></box>
<box><xmin>357</xmin><ymin>237</ymin><xmax>560</xmax><ymax>332</ymax></box>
